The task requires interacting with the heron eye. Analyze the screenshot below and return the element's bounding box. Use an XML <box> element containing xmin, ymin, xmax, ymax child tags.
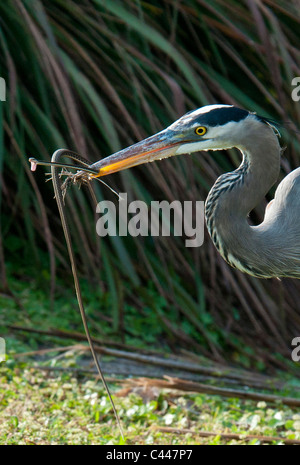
<box><xmin>195</xmin><ymin>126</ymin><xmax>207</xmax><ymax>136</ymax></box>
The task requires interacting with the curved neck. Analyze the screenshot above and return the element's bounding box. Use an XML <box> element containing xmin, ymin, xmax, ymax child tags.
<box><xmin>205</xmin><ymin>127</ymin><xmax>281</xmax><ymax>276</ymax></box>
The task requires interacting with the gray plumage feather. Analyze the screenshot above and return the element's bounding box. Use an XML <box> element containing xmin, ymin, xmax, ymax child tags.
<box><xmin>205</xmin><ymin>116</ymin><xmax>300</xmax><ymax>278</ymax></box>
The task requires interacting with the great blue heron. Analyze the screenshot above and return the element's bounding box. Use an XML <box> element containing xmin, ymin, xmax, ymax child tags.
<box><xmin>86</xmin><ymin>104</ymin><xmax>300</xmax><ymax>280</ymax></box>
<box><xmin>29</xmin><ymin>104</ymin><xmax>300</xmax><ymax>279</ymax></box>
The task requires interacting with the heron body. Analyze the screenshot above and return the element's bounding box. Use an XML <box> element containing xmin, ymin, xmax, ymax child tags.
<box><xmin>89</xmin><ymin>104</ymin><xmax>300</xmax><ymax>279</ymax></box>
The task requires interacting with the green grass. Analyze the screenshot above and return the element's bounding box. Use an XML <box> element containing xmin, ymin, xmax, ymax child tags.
<box><xmin>1</xmin><ymin>362</ymin><xmax>300</xmax><ymax>445</ymax></box>
<box><xmin>1</xmin><ymin>265</ymin><xmax>300</xmax><ymax>445</ymax></box>
<box><xmin>2</xmin><ymin>261</ymin><xmax>298</xmax><ymax>374</ymax></box>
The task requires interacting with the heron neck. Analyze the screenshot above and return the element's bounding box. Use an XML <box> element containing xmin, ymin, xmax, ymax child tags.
<box><xmin>205</xmin><ymin>130</ymin><xmax>281</xmax><ymax>276</ymax></box>
<box><xmin>234</xmin><ymin>143</ymin><xmax>280</xmax><ymax>213</ymax></box>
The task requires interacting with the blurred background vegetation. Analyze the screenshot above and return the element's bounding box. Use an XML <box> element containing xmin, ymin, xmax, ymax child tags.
<box><xmin>1</xmin><ymin>0</ymin><xmax>300</xmax><ymax>374</ymax></box>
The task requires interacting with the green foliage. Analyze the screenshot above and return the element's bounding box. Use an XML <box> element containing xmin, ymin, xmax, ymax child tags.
<box><xmin>1</xmin><ymin>362</ymin><xmax>300</xmax><ymax>444</ymax></box>
<box><xmin>1</xmin><ymin>0</ymin><xmax>300</xmax><ymax>368</ymax></box>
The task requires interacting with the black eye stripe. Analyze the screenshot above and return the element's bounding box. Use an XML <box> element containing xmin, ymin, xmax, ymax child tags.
<box><xmin>193</xmin><ymin>107</ymin><xmax>249</xmax><ymax>127</ymax></box>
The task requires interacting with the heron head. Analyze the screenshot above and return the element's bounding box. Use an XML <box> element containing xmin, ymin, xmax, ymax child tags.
<box><xmin>90</xmin><ymin>104</ymin><xmax>274</xmax><ymax>177</ymax></box>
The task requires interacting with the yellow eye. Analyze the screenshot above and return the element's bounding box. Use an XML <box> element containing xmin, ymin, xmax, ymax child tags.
<box><xmin>195</xmin><ymin>126</ymin><xmax>207</xmax><ymax>136</ymax></box>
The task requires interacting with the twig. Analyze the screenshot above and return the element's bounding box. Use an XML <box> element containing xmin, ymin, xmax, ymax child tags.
<box><xmin>7</xmin><ymin>324</ymin><xmax>161</xmax><ymax>355</ymax></box>
<box><xmin>33</xmin><ymin>365</ymin><xmax>124</xmax><ymax>383</ymax></box>
<box><xmin>12</xmin><ymin>344</ymin><xmax>86</xmax><ymax>358</ymax></box>
<box><xmin>8</xmin><ymin>324</ymin><xmax>292</xmax><ymax>392</ymax></box>
<box><xmin>81</xmin><ymin>347</ymin><xmax>288</xmax><ymax>391</ymax></box>
<box><xmin>124</xmin><ymin>376</ymin><xmax>300</xmax><ymax>407</ymax></box>
<box><xmin>151</xmin><ymin>426</ymin><xmax>300</xmax><ymax>445</ymax></box>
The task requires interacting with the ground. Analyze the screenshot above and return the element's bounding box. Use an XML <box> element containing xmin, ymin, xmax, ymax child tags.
<box><xmin>1</xmin><ymin>359</ymin><xmax>300</xmax><ymax>445</ymax></box>
<box><xmin>1</xmin><ymin>269</ymin><xmax>300</xmax><ymax>445</ymax></box>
